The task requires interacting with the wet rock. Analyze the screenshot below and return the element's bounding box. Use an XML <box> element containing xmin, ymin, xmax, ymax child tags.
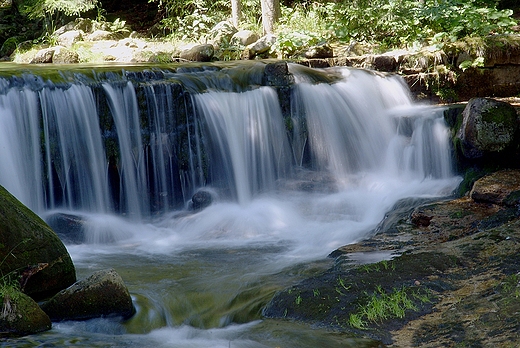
<box><xmin>0</xmin><ymin>185</ymin><xmax>76</xmax><ymax>300</ymax></box>
<box><xmin>266</xmin><ymin>184</ymin><xmax>520</xmax><ymax>345</ymax></box>
<box><xmin>45</xmin><ymin>213</ymin><xmax>86</xmax><ymax>244</ymax></box>
<box><xmin>410</xmin><ymin>211</ymin><xmax>433</xmax><ymax>227</ymax></box>
<box><xmin>179</xmin><ymin>44</ymin><xmax>214</xmax><ymax>62</ymax></box>
<box><xmin>190</xmin><ymin>190</ymin><xmax>213</xmax><ymax>211</ymax></box>
<box><xmin>456</xmin><ymin>97</ymin><xmax>519</xmax><ymax>158</ymax></box>
<box><xmin>40</xmin><ymin>268</ymin><xmax>135</xmax><ymax>321</ymax></box>
<box><xmin>470</xmin><ymin>169</ymin><xmax>520</xmax><ymax>206</ymax></box>
<box><xmin>0</xmin><ymin>288</ymin><xmax>52</xmax><ymax>337</ymax></box>
<box><xmin>264</xmin><ymin>61</ymin><xmax>294</xmax><ymax>87</ymax></box>
<box><xmin>231</xmin><ymin>30</ymin><xmax>259</xmax><ymax>46</ymax></box>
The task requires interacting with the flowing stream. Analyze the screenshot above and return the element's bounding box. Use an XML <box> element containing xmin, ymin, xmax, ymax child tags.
<box><xmin>0</xmin><ymin>62</ymin><xmax>461</xmax><ymax>346</ymax></box>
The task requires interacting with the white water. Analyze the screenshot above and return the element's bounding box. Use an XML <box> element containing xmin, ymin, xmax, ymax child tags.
<box><xmin>0</xmin><ymin>65</ymin><xmax>461</xmax><ymax>346</ymax></box>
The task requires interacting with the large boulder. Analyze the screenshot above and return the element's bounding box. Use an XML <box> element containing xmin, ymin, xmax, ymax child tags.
<box><xmin>206</xmin><ymin>21</ymin><xmax>237</xmax><ymax>48</ymax></box>
<box><xmin>231</xmin><ymin>30</ymin><xmax>259</xmax><ymax>46</ymax></box>
<box><xmin>242</xmin><ymin>34</ymin><xmax>276</xmax><ymax>60</ymax></box>
<box><xmin>40</xmin><ymin>268</ymin><xmax>135</xmax><ymax>321</ymax></box>
<box><xmin>52</xmin><ymin>47</ymin><xmax>80</xmax><ymax>64</ymax></box>
<box><xmin>0</xmin><ymin>287</ymin><xmax>51</xmax><ymax>337</ymax></box>
<box><xmin>30</xmin><ymin>48</ymin><xmax>55</xmax><ymax>64</ymax></box>
<box><xmin>456</xmin><ymin>98</ymin><xmax>519</xmax><ymax>158</ymax></box>
<box><xmin>57</xmin><ymin>30</ymin><xmax>83</xmax><ymax>47</ymax></box>
<box><xmin>0</xmin><ymin>185</ymin><xmax>76</xmax><ymax>300</ymax></box>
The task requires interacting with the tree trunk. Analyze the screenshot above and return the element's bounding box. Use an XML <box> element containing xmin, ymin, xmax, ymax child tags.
<box><xmin>261</xmin><ymin>0</ymin><xmax>280</xmax><ymax>35</ymax></box>
<box><xmin>231</xmin><ymin>0</ymin><xmax>241</xmax><ymax>27</ymax></box>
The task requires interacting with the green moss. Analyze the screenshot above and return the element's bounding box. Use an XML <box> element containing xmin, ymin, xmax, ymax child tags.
<box><xmin>348</xmin><ymin>285</ymin><xmax>424</xmax><ymax>329</ymax></box>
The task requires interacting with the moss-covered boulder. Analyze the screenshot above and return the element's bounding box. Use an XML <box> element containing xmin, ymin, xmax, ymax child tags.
<box><xmin>456</xmin><ymin>97</ymin><xmax>519</xmax><ymax>159</ymax></box>
<box><xmin>40</xmin><ymin>268</ymin><xmax>135</xmax><ymax>321</ymax></box>
<box><xmin>0</xmin><ymin>285</ymin><xmax>51</xmax><ymax>337</ymax></box>
<box><xmin>0</xmin><ymin>185</ymin><xmax>76</xmax><ymax>300</ymax></box>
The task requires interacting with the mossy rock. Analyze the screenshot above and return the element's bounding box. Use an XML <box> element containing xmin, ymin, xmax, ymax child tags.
<box><xmin>40</xmin><ymin>268</ymin><xmax>135</xmax><ymax>321</ymax></box>
<box><xmin>456</xmin><ymin>97</ymin><xmax>519</xmax><ymax>159</ymax></box>
<box><xmin>0</xmin><ymin>185</ymin><xmax>76</xmax><ymax>300</ymax></box>
<box><xmin>0</xmin><ymin>286</ymin><xmax>51</xmax><ymax>337</ymax></box>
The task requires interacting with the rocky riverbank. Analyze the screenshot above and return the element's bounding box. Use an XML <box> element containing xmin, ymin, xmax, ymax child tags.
<box><xmin>264</xmin><ymin>168</ymin><xmax>520</xmax><ymax>347</ymax></box>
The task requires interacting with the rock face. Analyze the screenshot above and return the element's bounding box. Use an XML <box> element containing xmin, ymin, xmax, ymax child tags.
<box><xmin>40</xmin><ymin>268</ymin><xmax>135</xmax><ymax>321</ymax></box>
<box><xmin>0</xmin><ymin>185</ymin><xmax>76</xmax><ymax>300</ymax></box>
<box><xmin>0</xmin><ymin>288</ymin><xmax>51</xmax><ymax>337</ymax></box>
<box><xmin>457</xmin><ymin>97</ymin><xmax>519</xmax><ymax>158</ymax></box>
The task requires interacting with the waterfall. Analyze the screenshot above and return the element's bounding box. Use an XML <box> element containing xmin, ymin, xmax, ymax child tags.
<box><xmin>0</xmin><ymin>64</ymin><xmax>460</xmax><ymax>232</ymax></box>
<box><xmin>194</xmin><ymin>87</ymin><xmax>291</xmax><ymax>205</ymax></box>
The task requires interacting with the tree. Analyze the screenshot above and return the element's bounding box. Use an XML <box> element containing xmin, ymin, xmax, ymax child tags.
<box><xmin>231</xmin><ymin>0</ymin><xmax>241</xmax><ymax>27</ymax></box>
<box><xmin>261</xmin><ymin>0</ymin><xmax>280</xmax><ymax>34</ymax></box>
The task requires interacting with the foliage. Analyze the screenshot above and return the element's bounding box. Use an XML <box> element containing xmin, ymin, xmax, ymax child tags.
<box><xmin>328</xmin><ymin>0</ymin><xmax>517</xmax><ymax>50</ymax></box>
<box><xmin>20</xmin><ymin>0</ymin><xmax>98</xmax><ymax>19</ymax></box>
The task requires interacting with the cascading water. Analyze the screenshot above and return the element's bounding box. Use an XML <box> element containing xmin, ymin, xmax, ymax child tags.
<box><xmin>0</xmin><ymin>62</ymin><xmax>461</xmax><ymax>347</ymax></box>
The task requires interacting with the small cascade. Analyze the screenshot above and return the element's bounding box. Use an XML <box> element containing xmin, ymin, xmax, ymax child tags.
<box><xmin>194</xmin><ymin>87</ymin><xmax>291</xmax><ymax>204</ymax></box>
<box><xmin>103</xmin><ymin>81</ymin><xmax>149</xmax><ymax>219</ymax></box>
<box><xmin>289</xmin><ymin>68</ymin><xmax>454</xmax><ymax>185</ymax></box>
<box><xmin>0</xmin><ymin>63</ymin><xmax>459</xmax><ymax>226</ymax></box>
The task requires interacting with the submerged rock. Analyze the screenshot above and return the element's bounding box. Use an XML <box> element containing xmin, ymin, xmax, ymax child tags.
<box><xmin>190</xmin><ymin>190</ymin><xmax>213</xmax><ymax>211</ymax></box>
<box><xmin>40</xmin><ymin>268</ymin><xmax>135</xmax><ymax>321</ymax></box>
<box><xmin>45</xmin><ymin>213</ymin><xmax>86</xmax><ymax>244</ymax></box>
<box><xmin>0</xmin><ymin>185</ymin><xmax>76</xmax><ymax>300</ymax></box>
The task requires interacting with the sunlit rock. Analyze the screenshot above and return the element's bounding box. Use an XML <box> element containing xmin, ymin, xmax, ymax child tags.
<box><xmin>457</xmin><ymin>97</ymin><xmax>519</xmax><ymax>158</ymax></box>
<box><xmin>88</xmin><ymin>30</ymin><xmax>118</xmax><ymax>41</ymax></box>
<box><xmin>179</xmin><ymin>44</ymin><xmax>214</xmax><ymax>62</ymax></box>
<box><xmin>231</xmin><ymin>30</ymin><xmax>259</xmax><ymax>46</ymax></box>
<box><xmin>304</xmin><ymin>44</ymin><xmax>333</xmax><ymax>59</ymax></box>
<box><xmin>0</xmin><ymin>185</ymin><xmax>76</xmax><ymax>301</ymax></box>
<box><xmin>470</xmin><ymin>169</ymin><xmax>520</xmax><ymax>206</ymax></box>
<box><xmin>242</xmin><ymin>34</ymin><xmax>276</xmax><ymax>59</ymax></box>
<box><xmin>57</xmin><ymin>30</ymin><xmax>83</xmax><ymax>47</ymax></box>
<box><xmin>30</xmin><ymin>47</ymin><xmax>55</xmax><ymax>64</ymax></box>
<box><xmin>206</xmin><ymin>21</ymin><xmax>237</xmax><ymax>49</ymax></box>
<box><xmin>40</xmin><ymin>268</ymin><xmax>135</xmax><ymax>321</ymax></box>
<box><xmin>52</xmin><ymin>46</ymin><xmax>80</xmax><ymax>64</ymax></box>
